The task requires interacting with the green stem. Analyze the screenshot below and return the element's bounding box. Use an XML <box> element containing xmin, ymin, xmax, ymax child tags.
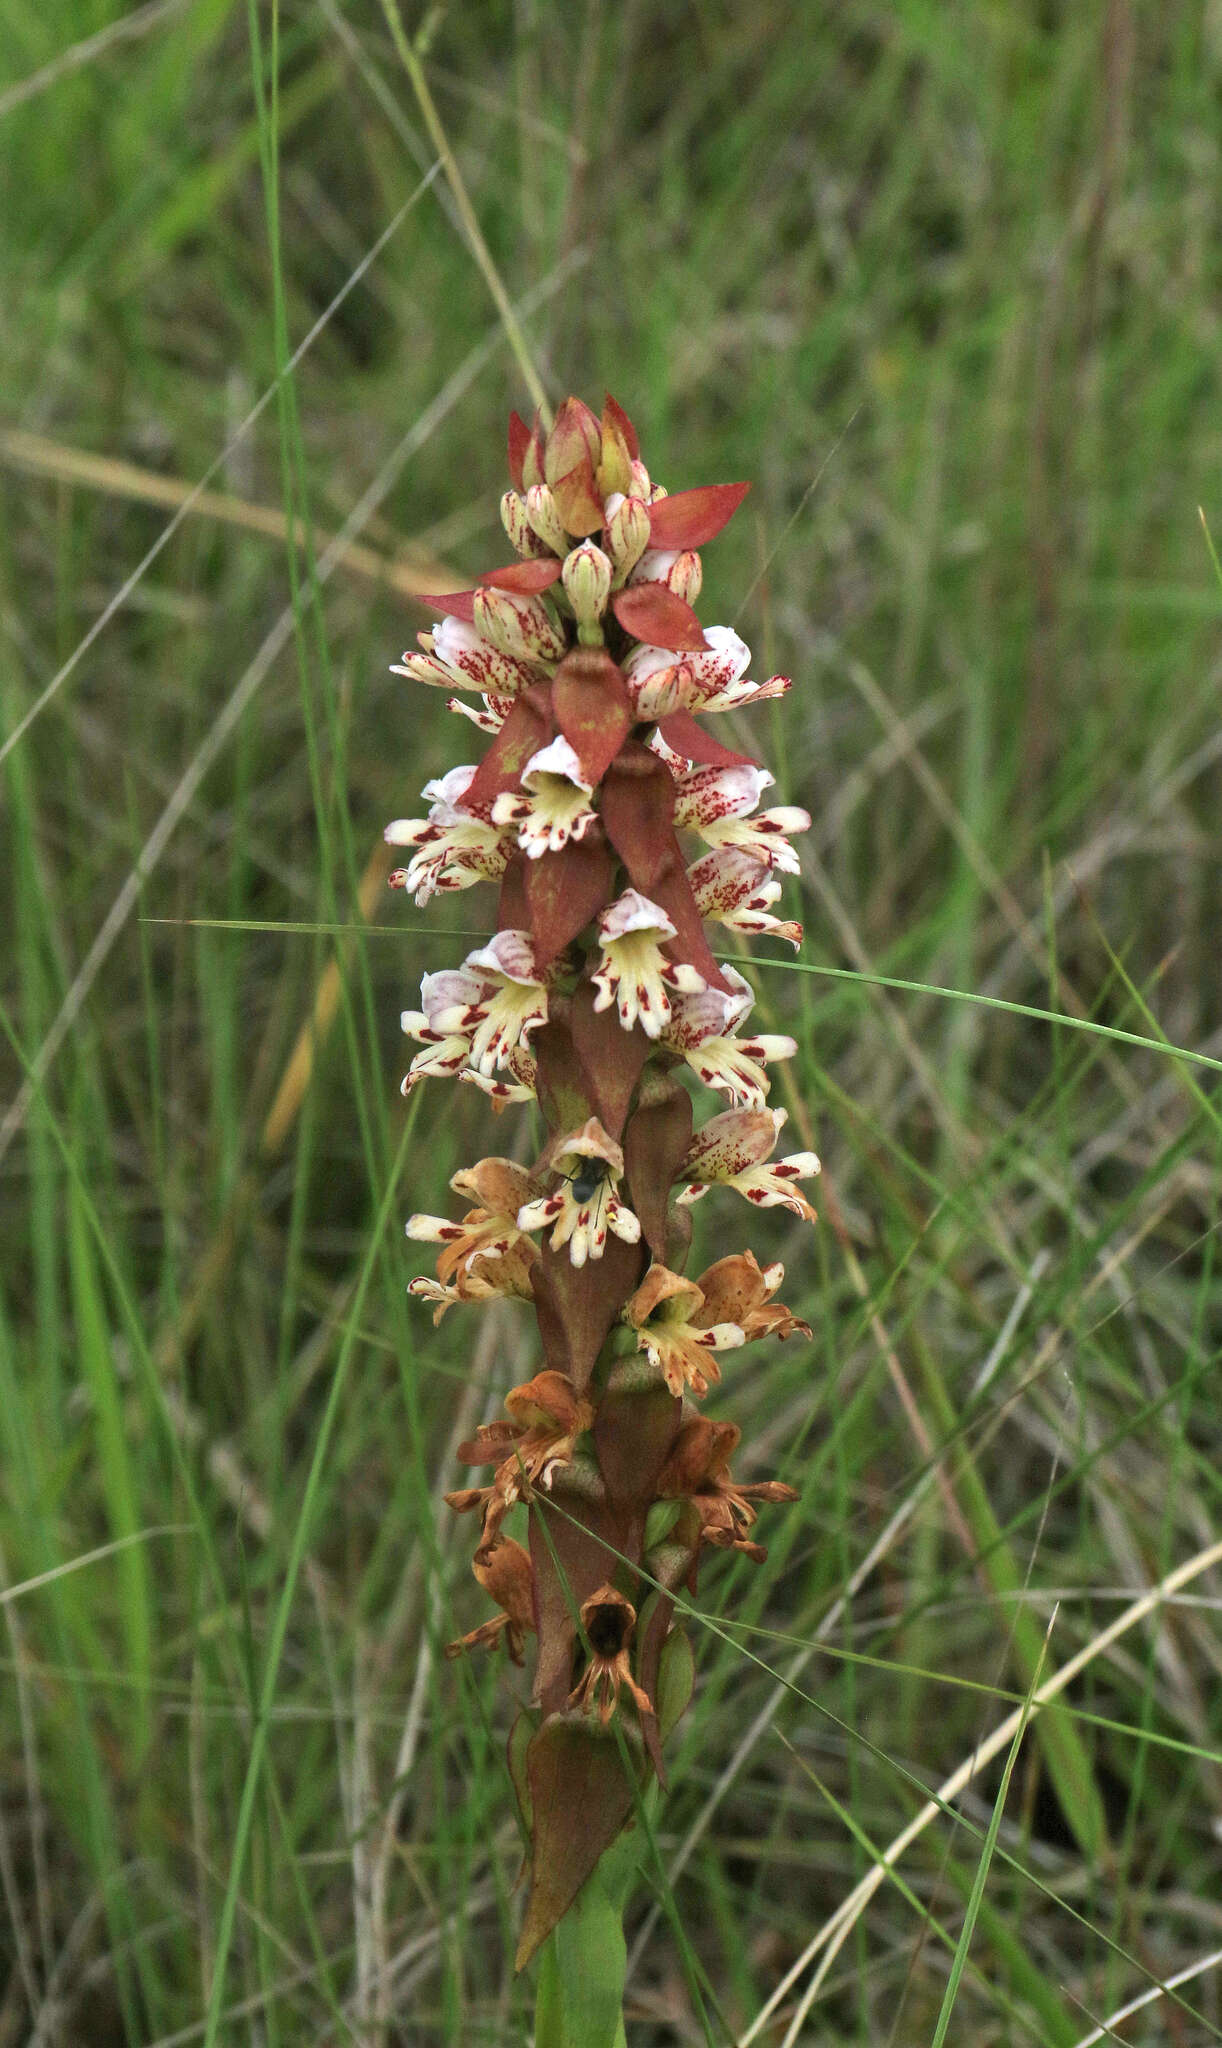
<box><xmin>533</xmin><ymin>1840</ymin><xmax>637</xmax><ymax>2048</ymax></box>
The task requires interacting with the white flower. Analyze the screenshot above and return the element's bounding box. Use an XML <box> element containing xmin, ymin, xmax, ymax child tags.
<box><xmin>688</xmin><ymin>847</ymin><xmax>803</xmax><ymax>948</ymax></box>
<box><xmin>590</xmin><ymin>890</ymin><xmax>706</xmax><ymax>1039</ymax></box>
<box><xmin>678</xmin><ymin>1106</ymin><xmax>820</xmax><ymax>1221</ymax></box>
<box><xmin>399</xmin><ymin>1008</ymin><xmax>471</xmax><ymax>1093</ymax></box>
<box><xmin>491</xmin><ymin>736</ymin><xmax>597</xmax><ymax>858</ymax></box>
<box><xmin>458</xmin><ymin>930</ymin><xmax>550</xmax><ymax>1074</ymax></box>
<box><xmin>695</xmin><ymin>805</ymin><xmax>810</xmax><ymax>876</ymax></box>
<box><xmin>385</xmin><ymin>765</ymin><xmax>509</xmax><ymax>903</ymax></box>
<box><xmin>673</xmin><ymin>762</ymin><xmax>774</xmax><ymax>832</ymax></box>
<box><xmin>516</xmin><ymin>1118</ymin><xmax>642</xmax><ymax>1270</ymax></box>
<box><xmin>663</xmin><ymin>968</ymin><xmax>796</xmax><ymax>1109</ymax></box>
<box><xmin>399</xmin><ymin>943</ymin><xmax>547</xmax><ymax>1087</ymax></box>
<box><xmin>392</xmin><ymin>618</ymin><xmax>542</xmax><ymax>699</ymax></box>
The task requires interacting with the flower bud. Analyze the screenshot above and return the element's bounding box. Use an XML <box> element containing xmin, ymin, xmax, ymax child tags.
<box><xmin>562</xmin><ymin>540</ymin><xmax>612</xmax><ymax>638</ymax></box>
<box><xmin>596</xmin><ymin>418</ymin><xmax>634</xmax><ymax>500</ymax></box>
<box><xmin>525</xmin><ymin>483</ymin><xmax>570</xmax><ymax>555</ymax></box>
<box><xmin>501</xmin><ymin>490</ymin><xmax>548</xmax><ymax>560</ymax></box>
<box><xmin>604</xmin><ymin>494</ymin><xmax>651</xmax><ymax>587</ymax></box>
<box><xmin>668</xmin><ymin>551</ymin><xmax>703</xmax><ymax>604</ymax></box>
<box><xmin>544</xmin><ymin>397</ymin><xmax>602</xmax><ymax>490</ymax></box>
<box><xmin>474</xmin><ymin>586</ymin><xmax>567</xmax><ymax>664</ymax></box>
<box><xmin>629</xmin><ymin>459</ymin><xmax>653</xmax><ymax>500</ymax></box>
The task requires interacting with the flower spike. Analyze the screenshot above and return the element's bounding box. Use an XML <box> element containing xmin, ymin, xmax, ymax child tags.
<box><xmin>390</xmin><ymin>397</ymin><xmax>812</xmax><ymax>1974</ymax></box>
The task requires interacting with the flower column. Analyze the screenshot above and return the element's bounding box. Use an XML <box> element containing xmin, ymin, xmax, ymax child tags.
<box><xmin>389</xmin><ymin>397</ymin><xmax>816</xmax><ymax>2005</ymax></box>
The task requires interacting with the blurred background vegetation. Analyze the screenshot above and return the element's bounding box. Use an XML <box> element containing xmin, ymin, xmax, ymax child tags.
<box><xmin>1</xmin><ymin>2</ymin><xmax>1221</xmax><ymax>2042</ymax></box>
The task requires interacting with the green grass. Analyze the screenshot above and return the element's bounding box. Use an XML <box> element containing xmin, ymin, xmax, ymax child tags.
<box><xmin>2</xmin><ymin>1</ymin><xmax>1221</xmax><ymax>2042</ymax></box>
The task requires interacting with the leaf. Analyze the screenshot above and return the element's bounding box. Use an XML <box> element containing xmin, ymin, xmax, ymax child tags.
<box><xmin>525</xmin><ymin>836</ymin><xmax>615</xmax><ymax>971</ymax></box>
<box><xmin>516</xmin><ymin>1713</ymin><xmax>642</xmax><ymax>1972</ymax></box>
<box><xmin>657</xmin><ymin>708</ymin><xmax>758</xmax><ymax>769</ymax></box>
<box><xmin>507</xmin><ymin>1709</ymin><xmax>537</xmax><ymax>1833</ymax></box>
<box><xmin>480</xmin><ymin>558</ymin><xmax>564</xmax><ymax>593</ymax></box>
<box><xmin>611</xmin><ymin>584</ymin><xmax>708</xmax><ymax>652</ymax></box>
<box><xmin>552</xmin><ymin>649</ymin><xmax>633</xmax><ymax>786</ymax></box>
<box><xmin>532</xmin><ymin>1233</ymin><xmax>644</xmax><ymax>1394</ymax></box>
<box><xmin>593</xmin><ymin>1382</ymin><xmax>682</xmax><ymax>1521</ymax></box>
<box><xmin>598</xmin><ymin>742</ymin><xmax>677</xmax><ymax>893</ymax></box>
<box><xmin>498</xmin><ymin>852</ymin><xmax>530</xmax><ymax>931</ymax></box>
<box><xmin>647</xmin><ymin>481</ymin><xmax>750</xmax><ymax>549</ymax></box>
<box><xmin>655</xmin><ymin>1626</ymin><xmax>695</xmax><ymax>1741</ymax></box>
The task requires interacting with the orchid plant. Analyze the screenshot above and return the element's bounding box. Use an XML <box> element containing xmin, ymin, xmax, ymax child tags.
<box><xmin>390</xmin><ymin>396</ymin><xmax>815</xmax><ymax>2043</ymax></box>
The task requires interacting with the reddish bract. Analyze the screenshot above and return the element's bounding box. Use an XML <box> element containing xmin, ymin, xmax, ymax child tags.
<box><xmin>551</xmin><ymin>647</ymin><xmax>633</xmax><ymax>786</ymax></box>
<box><xmin>647</xmin><ymin>480</ymin><xmax>750</xmax><ymax>549</ymax></box>
<box><xmin>611</xmin><ymin>583</ymin><xmax>709</xmax><ymax>652</ymax></box>
<box><xmin>599</xmin><ymin>742</ymin><xmax>677</xmax><ymax>893</ymax></box>
<box><xmin>479</xmin><ymin>559</ymin><xmax>564</xmax><ymax>594</ymax></box>
<box><xmin>462</xmin><ymin>686</ymin><xmax>553</xmax><ymax>810</ymax></box>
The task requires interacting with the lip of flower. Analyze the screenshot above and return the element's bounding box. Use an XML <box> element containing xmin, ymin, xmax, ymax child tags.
<box><xmin>490</xmin><ymin>735</ymin><xmax>598</xmax><ymax>858</ymax></box>
<box><xmin>591</xmin><ymin>889</ymin><xmax>707</xmax><ymax>1039</ymax></box>
<box><xmin>677</xmin><ymin>1106</ymin><xmax>821</xmax><ymax>1221</ymax></box>
<box><xmin>623</xmin><ymin>1263</ymin><xmax>745</xmax><ymax>1398</ymax></box>
<box><xmin>565</xmin><ymin>1585</ymin><xmax>655</xmax><ymax>1726</ymax></box>
<box><xmin>515</xmin><ymin>1117</ymin><xmax>642</xmax><ymax>1270</ymax></box>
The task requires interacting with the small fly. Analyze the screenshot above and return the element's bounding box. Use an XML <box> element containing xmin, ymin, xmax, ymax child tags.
<box><xmin>560</xmin><ymin>1156</ymin><xmax>612</xmax><ymax>1206</ymax></box>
